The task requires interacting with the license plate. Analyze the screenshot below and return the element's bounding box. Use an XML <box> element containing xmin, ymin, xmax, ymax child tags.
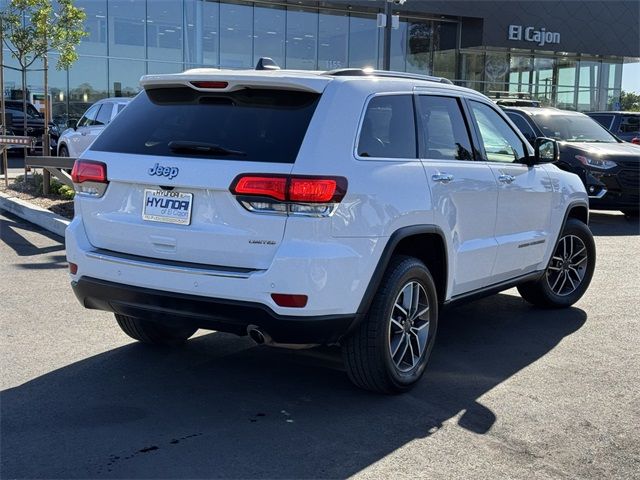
<box><xmin>143</xmin><ymin>189</ymin><xmax>193</xmax><ymax>225</ymax></box>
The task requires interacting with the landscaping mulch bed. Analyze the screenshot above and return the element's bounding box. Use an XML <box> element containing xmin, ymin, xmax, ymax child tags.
<box><xmin>0</xmin><ymin>177</ymin><xmax>74</xmax><ymax>220</ymax></box>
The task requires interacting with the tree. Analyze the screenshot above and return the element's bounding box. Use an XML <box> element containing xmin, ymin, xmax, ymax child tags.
<box><xmin>1</xmin><ymin>0</ymin><xmax>86</xmax><ymax>156</ymax></box>
<box><xmin>618</xmin><ymin>91</ymin><xmax>640</xmax><ymax>112</ymax></box>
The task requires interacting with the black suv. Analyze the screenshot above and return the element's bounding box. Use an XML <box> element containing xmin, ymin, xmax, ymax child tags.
<box><xmin>586</xmin><ymin>111</ymin><xmax>640</xmax><ymax>144</ymax></box>
<box><xmin>2</xmin><ymin>100</ymin><xmax>59</xmax><ymax>155</ymax></box>
<box><xmin>503</xmin><ymin>107</ymin><xmax>640</xmax><ymax>217</ymax></box>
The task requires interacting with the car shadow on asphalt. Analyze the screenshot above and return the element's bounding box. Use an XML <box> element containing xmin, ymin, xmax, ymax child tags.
<box><xmin>0</xmin><ymin>214</ymin><xmax>64</xmax><ymax>258</ymax></box>
<box><xmin>589</xmin><ymin>211</ymin><xmax>639</xmax><ymax>236</ymax></box>
<box><xmin>1</xmin><ymin>293</ymin><xmax>586</xmax><ymax>479</ymax></box>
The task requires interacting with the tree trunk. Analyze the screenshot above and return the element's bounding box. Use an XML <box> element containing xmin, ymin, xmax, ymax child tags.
<box><xmin>21</xmin><ymin>64</ymin><xmax>28</xmax><ymax>179</ymax></box>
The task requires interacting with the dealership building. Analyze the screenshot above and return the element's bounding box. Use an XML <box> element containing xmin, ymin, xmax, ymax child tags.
<box><xmin>2</xmin><ymin>0</ymin><xmax>639</xmax><ymax>126</ymax></box>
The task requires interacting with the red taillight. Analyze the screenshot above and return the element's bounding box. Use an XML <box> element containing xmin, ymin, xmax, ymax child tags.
<box><xmin>230</xmin><ymin>175</ymin><xmax>347</xmax><ymax>203</ymax></box>
<box><xmin>68</xmin><ymin>262</ymin><xmax>78</xmax><ymax>274</ymax></box>
<box><xmin>232</xmin><ymin>175</ymin><xmax>288</xmax><ymax>201</ymax></box>
<box><xmin>271</xmin><ymin>293</ymin><xmax>308</xmax><ymax>308</ymax></box>
<box><xmin>289</xmin><ymin>178</ymin><xmax>338</xmax><ymax>203</ymax></box>
<box><xmin>71</xmin><ymin>160</ymin><xmax>107</xmax><ymax>183</ymax></box>
<box><xmin>632</xmin><ymin>137</ymin><xmax>640</xmax><ymax>145</ymax></box>
<box><xmin>191</xmin><ymin>81</ymin><xmax>229</xmax><ymax>89</ymax></box>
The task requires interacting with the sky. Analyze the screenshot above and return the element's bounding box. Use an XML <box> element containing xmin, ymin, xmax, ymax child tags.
<box><xmin>622</xmin><ymin>62</ymin><xmax>640</xmax><ymax>94</ymax></box>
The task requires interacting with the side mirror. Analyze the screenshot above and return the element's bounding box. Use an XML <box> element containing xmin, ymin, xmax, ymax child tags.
<box><xmin>67</xmin><ymin>119</ymin><xmax>77</xmax><ymax>130</ymax></box>
<box><xmin>531</xmin><ymin>137</ymin><xmax>559</xmax><ymax>164</ymax></box>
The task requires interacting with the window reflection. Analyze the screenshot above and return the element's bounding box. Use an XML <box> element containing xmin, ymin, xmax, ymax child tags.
<box><xmin>109</xmin><ymin>59</ymin><xmax>145</xmax><ymax>98</ymax></box>
<box><xmin>407</xmin><ymin>21</ymin><xmax>432</xmax><ymax>74</ymax></box>
<box><xmin>185</xmin><ymin>0</ymin><xmax>219</xmax><ymax>67</ymax></box>
<box><xmin>109</xmin><ymin>0</ymin><xmax>146</xmax><ymax>59</ymax></box>
<box><xmin>287</xmin><ymin>8</ymin><xmax>317</xmax><ymax>70</ymax></box>
<box><xmin>349</xmin><ymin>14</ymin><xmax>378</xmax><ymax>68</ymax></box>
<box><xmin>254</xmin><ymin>5</ymin><xmax>286</xmax><ymax>67</ymax></box>
<box><xmin>69</xmin><ymin>57</ymin><xmax>108</xmax><ymax>123</ymax></box>
<box><xmin>319</xmin><ymin>10</ymin><xmax>348</xmax><ymax>70</ymax></box>
<box><xmin>220</xmin><ymin>2</ymin><xmax>253</xmax><ymax>68</ymax></box>
<box><xmin>147</xmin><ymin>0</ymin><xmax>183</xmax><ymax>62</ymax></box>
<box><xmin>76</xmin><ymin>0</ymin><xmax>107</xmax><ymax>56</ymax></box>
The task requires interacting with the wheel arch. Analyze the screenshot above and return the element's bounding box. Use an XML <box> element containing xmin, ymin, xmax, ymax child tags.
<box><xmin>356</xmin><ymin>225</ymin><xmax>448</xmax><ymax>318</ymax></box>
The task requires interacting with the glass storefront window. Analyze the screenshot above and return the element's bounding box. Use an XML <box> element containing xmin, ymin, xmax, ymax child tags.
<box><xmin>508</xmin><ymin>55</ymin><xmax>532</xmax><ymax>95</ymax></box>
<box><xmin>556</xmin><ymin>58</ymin><xmax>578</xmax><ymax>110</ymax></box>
<box><xmin>220</xmin><ymin>2</ymin><xmax>253</xmax><ymax>68</ymax></box>
<box><xmin>69</xmin><ymin>57</ymin><xmax>108</xmax><ymax>123</ymax></box>
<box><xmin>485</xmin><ymin>52</ymin><xmax>509</xmax><ymax>97</ymax></box>
<box><xmin>349</xmin><ymin>14</ymin><xmax>378</xmax><ymax>69</ymax></box>
<box><xmin>578</xmin><ymin>59</ymin><xmax>600</xmax><ymax>110</ymax></box>
<box><xmin>185</xmin><ymin>0</ymin><xmax>219</xmax><ymax>67</ymax></box>
<box><xmin>76</xmin><ymin>0</ymin><xmax>107</xmax><ymax>56</ymax></box>
<box><xmin>406</xmin><ymin>21</ymin><xmax>432</xmax><ymax>74</ymax></box>
<box><xmin>390</xmin><ymin>19</ymin><xmax>408</xmax><ymax>71</ymax></box>
<box><xmin>254</xmin><ymin>5</ymin><xmax>286</xmax><ymax>67</ymax></box>
<box><xmin>147</xmin><ymin>62</ymin><xmax>184</xmax><ymax>74</ymax></box>
<box><xmin>286</xmin><ymin>8</ymin><xmax>317</xmax><ymax>70</ymax></box>
<box><xmin>147</xmin><ymin>0</ymin><xmax>183</xmax><ymax>63</ymax></box>
<box><xmin>109</xmin><ymin>0</ymin><xmax>146</xmax><ymax>59</ymax></box>
<box><xmin>319</xmin><ymin>10</ymin><xmax>348</xmax><ymax>70</ymax></box>
<box><xmin>432</xmin><ymin>21</ymin><xmax>457</xmax><ymax>79</ymax></box>
<box><xmin>460</xmin><ymin>51</ymin><xmax>484</xmax><ymax>90</ymax></box>
<box><xmin>109</xmin><ymin>58</ymin><xmax>145</xmax><ymax>98</ymax></box>
<box><xmin>533</xmin><ymin>57</ymin><xmax>556</xmax><ymax>105</ymax></box>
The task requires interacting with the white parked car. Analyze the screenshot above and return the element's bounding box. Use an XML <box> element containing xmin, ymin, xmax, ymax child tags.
<box><xmin>66</xmin><ymin>64</ymin><xmax>595</xmax><ymax>393</ymax></box>
<box><xmin>57</xmin><ymin>98</ymin><xmax>130</xmax><ymax>158</ymax></box>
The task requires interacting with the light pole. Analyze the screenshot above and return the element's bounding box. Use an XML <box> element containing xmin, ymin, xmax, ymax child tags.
<box><xmin>382</xmin><ymin>0</ymin><xmax>406</xmax><ymax>71</ymax></box>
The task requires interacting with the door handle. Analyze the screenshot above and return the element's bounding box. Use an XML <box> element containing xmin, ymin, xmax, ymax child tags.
<box><xmin>432</xmin><ymin>173</ymin><xmax>454</xmax><ymax>184</ymax></box>
<box><xmin>498</xmin><ymin>174</ymin><xmax>516</xmax><ymax>184</ymax></box>
<box><xmin>80</xmin><ymin>132</ymin><xmax>87</xmax><ymax>136</ymax></box>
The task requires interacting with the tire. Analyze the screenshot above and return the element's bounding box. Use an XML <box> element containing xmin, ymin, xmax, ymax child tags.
<box><xmin>115</xmin><ymin>314</ymin><xmax>197</xmax><ymax>346</ymax></box>
<box><xmin>518</xmin><ymin>218</ymin><xmax>595</xmax><ymax>308</ymax></box>
<box><xmin>342</xmin><ymin>256</ymin><xmax>439</xmax><ymax>394</ymax></box>
<box><xmin>59</xmin><ymin>145</ymin><xmax>69</xmax><ymax>157</ymax></box>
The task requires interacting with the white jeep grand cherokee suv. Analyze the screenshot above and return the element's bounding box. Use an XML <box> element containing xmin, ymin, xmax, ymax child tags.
<box><xmin>66</xmin><ymin>65</ymin><xmax>595</xmax><ymax>393</ymax></box>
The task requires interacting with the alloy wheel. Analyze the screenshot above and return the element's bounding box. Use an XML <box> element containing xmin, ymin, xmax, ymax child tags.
<box><xmin>388</xmin><ymin>281</ymin><xmax>431</xmax><ymax>372</ymax></box>
<box><xmin>546</xmin><ymin>234</ymin><xmax>588</xmax><ymax>296</ymax></box>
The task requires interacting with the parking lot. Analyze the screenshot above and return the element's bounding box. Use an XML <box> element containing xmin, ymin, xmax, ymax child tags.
<box><xmin>0</xmin><ymin>210</ymin><xmax>638</xmax><ymax>479</ymax></box>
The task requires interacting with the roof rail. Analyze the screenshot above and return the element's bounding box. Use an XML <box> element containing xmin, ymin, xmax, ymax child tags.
<box><xmin>323</xmin><ymin>68</ymin><xmax>453</xmax><ymax>85</ymax></box>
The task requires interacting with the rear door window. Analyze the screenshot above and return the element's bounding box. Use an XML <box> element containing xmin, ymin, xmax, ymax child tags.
<box><xmin>588</xmin><ymin>114</ymin><xmax>615</xmax><ymax>130</ymax></box>
<box><xmin>357</xmin><ymin>95</ymin><xmax>417</xmax><ymax>159</ymax></box>
<box><xmin>94</xmin><ymin>103</ymin><xmax>114</xmax><ymax>126</ymax></box>
<box><xmin>78</xmin><ymin>104</ymin><xmax>100</xmax><ymax>127</ymax></box>
<box><xmin>505</xmin><ymin>112</ymin><xmax>537</xmax><ymax>144</ymax></box>
<box><xmin>418</xmin><ymin>95</ymin><xmax>473</xmax><ymax>160</ymax></box>
<box><xmin>90</xmin><ymin>88</ymin><xmax>321</xmax><ymax>163</ymax></box>
<box><xmin>619</xmin><ymin>115</ymin><xmax>640</xmax><ymax>134</ymax></box>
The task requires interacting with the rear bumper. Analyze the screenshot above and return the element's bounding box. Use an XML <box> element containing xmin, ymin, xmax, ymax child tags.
<box><xmin>72</xmin><ymin>276</ymin><xmax>357</xmax><ymax>344</ymax></box>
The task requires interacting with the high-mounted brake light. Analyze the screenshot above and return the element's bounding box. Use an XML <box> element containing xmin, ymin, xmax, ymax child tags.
<box><xmin>190</xmin><ymin>81</ymin><xmax>229</xmax><ymax>89</ymax></box>
<box><xmin>71</xmin><ymin>160</ymin><xmax>107</xmax><ymax>183</ymax></box>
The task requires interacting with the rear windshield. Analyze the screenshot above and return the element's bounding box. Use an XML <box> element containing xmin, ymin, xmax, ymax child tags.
<box><xmin>90</xmin><ymin>87</ymin><xmax>321</xmax><ymax>163</ymax></box>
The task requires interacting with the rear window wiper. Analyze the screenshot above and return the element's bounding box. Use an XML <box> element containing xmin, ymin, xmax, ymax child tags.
<box><xmin>168</xmin><ymin>141</ymin><xmax>246</xmax><ymax>156</ymax></box>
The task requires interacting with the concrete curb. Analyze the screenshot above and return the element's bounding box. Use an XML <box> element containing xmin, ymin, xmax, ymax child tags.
<box><xmin>0</xmin><ymin>191</ymin><xmax>70</xmax><ymax>238</ymax></box>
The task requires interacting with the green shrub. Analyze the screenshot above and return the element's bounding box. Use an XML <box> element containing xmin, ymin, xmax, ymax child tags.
<box><xmin>58</xmin><ymin>185</ymin><xmax>75</xmax><ymax>200</ymax></box>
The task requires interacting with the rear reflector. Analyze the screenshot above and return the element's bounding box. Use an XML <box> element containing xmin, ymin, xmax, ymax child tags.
<box><xmin>271</xmin><ymin>293</ymin><xmax>308</xmax><ymax>308</ymax></box>
<box><xmin>68</xmin><ymin>262</ymin><xmax>78</xmax><ymax>274</ymax></box>
<box><xmin>71</xmin><ymin>160</ymin><xmax>107</xmax><ymax>183</ymax></box>
<box><xmin>191</xmin><ymin>81</ymin><xmax>229</xmax><ymax>89</ymax></box>
<box><xmin>230</xmin><ymin>174</ymin><xmax>347</xmax><ymax>203</ymax></box>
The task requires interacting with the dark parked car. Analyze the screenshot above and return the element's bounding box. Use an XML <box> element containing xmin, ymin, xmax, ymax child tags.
<box><xmin>1</xmin><ymin>99</ymin><xmax>59</xmax><ymax>155</ymax></box>
<box><xmin>503</xmin><ymin>107</ymin><xmax>640</xmax><ymax>217</ymax></box>
<box><xmin>586</xmin><ymin>111</ymin><xmax>640</xmax><ymax>144</ymax></box>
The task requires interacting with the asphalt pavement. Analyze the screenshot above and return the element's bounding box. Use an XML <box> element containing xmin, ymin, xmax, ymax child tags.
<box><xmin>0</xmin><ymin>210</ymin><xmax>638</xmax><ymax>479</ymax></box>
